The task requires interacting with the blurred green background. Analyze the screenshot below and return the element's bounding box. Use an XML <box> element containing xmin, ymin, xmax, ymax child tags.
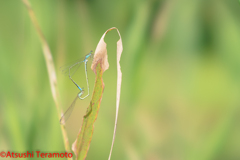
<box><xmin>1</xmin><ymin>0</ymin><xmax>240</xmax><ymax>160</ymax></box>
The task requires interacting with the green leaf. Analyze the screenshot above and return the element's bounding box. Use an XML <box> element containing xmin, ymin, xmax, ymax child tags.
<box><xmin>72</xmin><ymin>27</ymin><xmax>123</xmax><ymax>160</ymax></box>
<box><xmin>72</xmin><ymin>62</ymin><xmax>104</xmax><ymax>160</ymax></box>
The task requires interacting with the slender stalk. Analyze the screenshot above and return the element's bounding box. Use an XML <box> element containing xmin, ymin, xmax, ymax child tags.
<box><xmin>21</xmin><ymin>0</ymin><xmax>71</xmax><ymax>158</ymax></box>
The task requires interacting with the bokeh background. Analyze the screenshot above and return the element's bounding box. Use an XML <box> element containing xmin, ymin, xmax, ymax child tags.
<box><xmin>1</xmin><ymin>0</ymin><xmax>240</xmax><ymax>160</ymax></box>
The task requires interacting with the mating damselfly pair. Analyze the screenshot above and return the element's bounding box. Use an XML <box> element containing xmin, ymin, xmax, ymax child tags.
<box><xmin>60</xmin><ymin>51</ymin><xmax>93</xmax><ymax>124</ymax></box>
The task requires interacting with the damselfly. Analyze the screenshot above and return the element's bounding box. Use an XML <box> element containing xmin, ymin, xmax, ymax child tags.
<box><xmin>60</xmin><ymin>51</ymin><xmax>93</xmax><ymax>124</ymax></box>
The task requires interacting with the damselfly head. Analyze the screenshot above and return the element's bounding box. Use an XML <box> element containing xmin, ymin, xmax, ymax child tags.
<box><xmin>78</xmin><ymin>90</ymin><xmax>84</xmax><ymax>98</ymax></box>
<box><xmin>89</xmin><ymin>50</ymin><xmax>94</xmax><ymax>58</ymax></box>
<box><xmin>89</xmin><ymin>50</ymin><xmax>93</xmax><ymax>54</ymax></box>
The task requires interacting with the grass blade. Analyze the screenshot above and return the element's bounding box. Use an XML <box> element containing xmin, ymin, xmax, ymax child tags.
<box><xmin>72</xmin><ymin>27</ymin><xmax>123</xmax><ymax>160</ymax></box>
<box><xmin>72</xmin><ymin>62</ymin><xmax>104</xmax><ymax>160</ymax></box>
<box><xmin>21</xmin><ymin>0</ymin><xmax>72</xmax><ymax>158</ymax></box>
